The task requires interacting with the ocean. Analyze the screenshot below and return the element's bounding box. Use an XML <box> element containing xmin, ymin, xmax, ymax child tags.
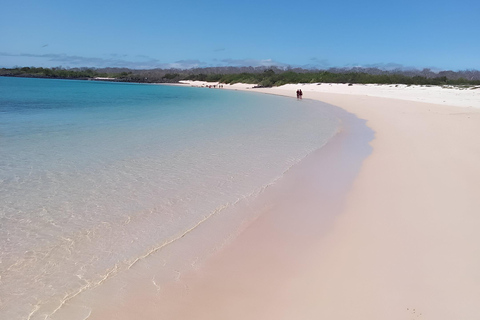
<box><xmin>0</xmin><ymin>77</ymin><xmax>340</xmax><ymax>319</ymax></box>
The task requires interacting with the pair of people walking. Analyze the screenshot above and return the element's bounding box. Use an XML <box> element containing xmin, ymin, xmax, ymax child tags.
<box><xmin>296</xmin><ymin>89</ymin><xmax>303</xmax><ymax>99</ymax></box>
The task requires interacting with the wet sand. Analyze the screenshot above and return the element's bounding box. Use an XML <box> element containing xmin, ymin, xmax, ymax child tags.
<box><xmin>170</xmin><ymin>82</ymin><xmax>480</xmax><ymax>319</ymax></box>
<box><xmin>57</xmin><ymin>83</ymin><xmax>480</xmax><ymax>320</ymax></box>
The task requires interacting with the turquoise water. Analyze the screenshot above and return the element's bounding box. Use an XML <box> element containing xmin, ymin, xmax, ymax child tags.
<box><xmin>0</xmin><ymin>77</ymin><xmax>339</xmax><ymax>319</ymax></box>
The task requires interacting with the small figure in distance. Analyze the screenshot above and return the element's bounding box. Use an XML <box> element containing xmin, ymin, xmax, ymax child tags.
<box><xmin>296</xmin><ymin>89</ymin><xmax>303</xmax><ymax>100</ymax></box>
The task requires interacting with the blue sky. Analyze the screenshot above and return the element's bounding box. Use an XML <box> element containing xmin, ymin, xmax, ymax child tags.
<box><xmin>1</xmin><ymin>0</ymin><xmax>478</xmax><ymax>70</ymax></box>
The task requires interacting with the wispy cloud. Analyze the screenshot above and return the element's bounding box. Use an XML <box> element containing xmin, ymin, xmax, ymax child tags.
<box><xmin>0</xmin><ymin>52</ymin><xmax>295</xmax><ymax>69</ymax></box>
<box><xmin>0</xmin><ymin>52</ymin><xmax>164</xmax><ymax>69</ymax></box>
<box><xmin>303</xmin><ymin>57</ymin><xmax>330</xmax><ymax>69</ymax></box>
<box><xmin>220</xmin><ymin>58</ymin><xmax>289</xmax><ymax>68</ymax></box>
<box><xmin>344</xmin><ymin>62</ymin><xmax>418</xmax><ymax>71</ymax></box>
<box><xmin>160</xmin><ymin>59</ymin><xmax>206</xmax><ymax>69</ymax></box>
<box><xmin>0</xmin><ymin>52</ymin><xmax>215</xmax><ymax>69</ymax></box>
<box><xmin>110</xmin><ymin>53</ymin><xmax>128</xmax><ymax>58</ymax></box>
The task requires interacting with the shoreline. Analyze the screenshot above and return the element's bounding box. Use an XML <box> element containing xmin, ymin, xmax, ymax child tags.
<box><xmin>166</xmin><ymin>81</ymin><xmax>480</xmax><ymax>319</ymax></box>
<box><xmin>179</xmin><ymin>80</ymin><xmax>480</xmax><ymax>108</ymax></box>
<box><xmin>52</xmin><ymin>81</ymin><xmax>480</xmax><ymax>319</ymax></box>
<box><xmin>45</xmin><ymin>92</ymin><xmax>372</xmax><ymax>320</ymax></box>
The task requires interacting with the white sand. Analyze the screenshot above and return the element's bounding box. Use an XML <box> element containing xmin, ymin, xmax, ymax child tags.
<box><xmin>172</xmin><ymin>81</ymin><xmax>480</xmax><ymax>319</ymax></box>
<box><xmin>62</xmin><ymin>81</ymin><xmax>480</xmax><ymax>320</ymax></box>
<box><xmin>180</xmin><ymin>80</ymin><xmax>480</xmax><ymax>108</ymax></box>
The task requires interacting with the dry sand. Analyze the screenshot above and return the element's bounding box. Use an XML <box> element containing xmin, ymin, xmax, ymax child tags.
<box><xmin>62</xmin><ymin>82</ymin><xmax>480</xmax><ymax>320</ymax></box>
<box><xmin>168</xmin><ymin>81</ymin><xmax>480</xmax><ymax>319</ymax></box>
<box><xmin>181</xmin><ymin>81</ymin><xmax>480</xmax><ymax>108</ymax></box>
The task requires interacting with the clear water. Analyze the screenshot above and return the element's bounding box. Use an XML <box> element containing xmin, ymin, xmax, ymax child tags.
<box><xmin>0</xmin><ymin>77</ymin><xmax>339</xmax><ymax>319</ymax></box>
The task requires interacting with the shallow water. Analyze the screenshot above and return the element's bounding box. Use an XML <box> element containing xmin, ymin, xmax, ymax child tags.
<box><xmin>0</xmin><ymin>77</ymin><xmax>339</xmax><ymax>319</ymax></box>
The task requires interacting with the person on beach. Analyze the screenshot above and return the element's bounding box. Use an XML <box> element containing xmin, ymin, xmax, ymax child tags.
<box><xmin>296</xmin><ymin>89</ymin><xmax>303</xmax><ymax>99</ymax></box>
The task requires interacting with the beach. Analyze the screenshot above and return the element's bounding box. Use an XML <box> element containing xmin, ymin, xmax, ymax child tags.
<box><xmin>7</xmin><ymin>79</ymin><xmax>479</xmax><ymax>319</ymax></box>
<box><xmin>1</xmin><ymin>78</ymin><xmax>342</xmax><ymax>320</ymax></box>
<box><xmin>148</xmin><ymin>82</ymin><xmax>480</xmax><ymax>319</ymax></box>
<box><xmin>4</xmin><ymin>0</ymin><xmax>479</xmax><ymax>318</ymax></box>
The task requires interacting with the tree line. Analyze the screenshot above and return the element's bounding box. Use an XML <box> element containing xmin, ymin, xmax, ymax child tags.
<box><xmin>1</xmin><ymin>66</ymin><xmax>479</xmax><ymax>86</ymax></box>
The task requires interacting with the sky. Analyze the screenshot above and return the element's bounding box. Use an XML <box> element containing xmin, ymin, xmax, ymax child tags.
<box><xmin>1</xmin><ymin>0</ymin><xmax>479</xmax><ymax>71</ymax></box>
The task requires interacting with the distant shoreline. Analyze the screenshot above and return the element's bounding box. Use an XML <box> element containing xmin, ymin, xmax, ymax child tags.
<box><xmin>179</xmin><ymin>80</ymin><xmax>480</xmax><ymax>109</ymax></box>
<box><xmin>2</xmin><ymin>65</ymin><xmax>480</xmax><ymax>87</ymax></box>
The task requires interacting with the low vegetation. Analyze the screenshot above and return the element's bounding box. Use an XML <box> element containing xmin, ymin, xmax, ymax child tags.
<box><xmin>185</xmin><ymin>70</ymin><xmax>480</xmax><ymax>86</ymax></box>
<box><xmin>0</xmin><ymin>67</ymin><xmax>111</xmax><ymax>79</ymax></box>
<box><xmin>1</xmin><ymin>66</ymin><xmax>480</xmax><ymax>86</ymax></box>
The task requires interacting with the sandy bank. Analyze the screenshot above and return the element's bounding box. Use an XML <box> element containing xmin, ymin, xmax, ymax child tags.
<box><xmin>180</xmin><ymin>80</ymin><xmax>480</xmax><ymax>108</ymax></box>
<box><xmin>170</xmin><ymin>81</ymin><xmax>480</xmax><ymax>319</ymax></box>
<box><xmin>56</xmin><ymin>81</ymin><xmax>480</xmax><ymax>320</ymax></box>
